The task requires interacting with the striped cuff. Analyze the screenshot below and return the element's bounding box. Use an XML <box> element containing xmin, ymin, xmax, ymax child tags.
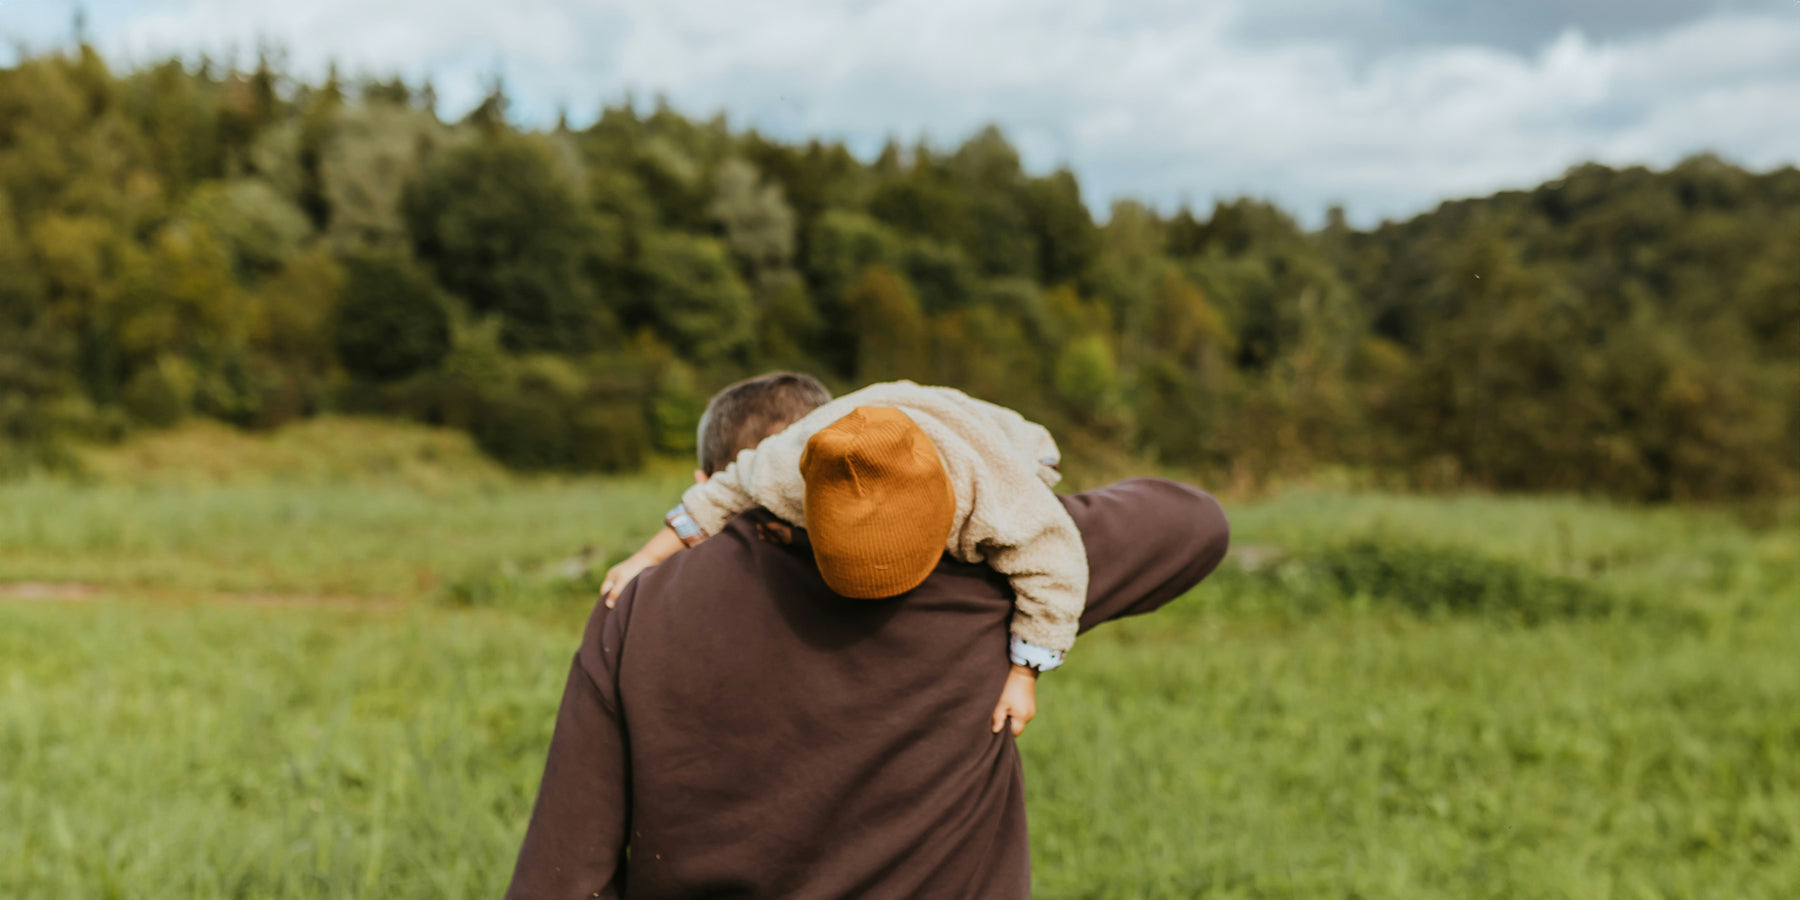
<box><xmin>665</xmin><ymin>503</ymin><xmax>708</xmax><ymax>548</ymax></box>
<box><xmin>1009</xmin><ymin>634</ymin><xmax>1066</xmax><ymax>673</ymax></box>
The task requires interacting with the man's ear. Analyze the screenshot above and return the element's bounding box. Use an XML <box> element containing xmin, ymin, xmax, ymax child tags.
<box><xmin>694</xmin><ymin>469</ymin><xmax>709</xmax><ymax>484</ymax></box>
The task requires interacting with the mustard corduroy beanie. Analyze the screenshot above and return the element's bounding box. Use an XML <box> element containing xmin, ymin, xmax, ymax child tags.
<box><xmin>800</xmin><ymin>406</ymin><xmax>955</xmax><ymax>599</ymax></box>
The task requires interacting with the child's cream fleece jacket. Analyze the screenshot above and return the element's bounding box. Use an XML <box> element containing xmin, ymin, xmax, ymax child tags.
<box><xmin>676</xmin><ymin>381</ymin><xmax>1086</xmax><ymax>660</ymax></box>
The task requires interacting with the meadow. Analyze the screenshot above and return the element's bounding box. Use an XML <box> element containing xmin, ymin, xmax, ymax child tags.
<box><xmin>2</xmin><ymin>420</ymin><xmax>1797</xmax><ymax>898</ymax></box>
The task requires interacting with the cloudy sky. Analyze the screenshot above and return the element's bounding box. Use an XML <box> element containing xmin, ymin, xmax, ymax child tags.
<box><xmin>3</xmin><ymin>0</ymin><xmax>1797</xmax><ymax>225</ymax></box>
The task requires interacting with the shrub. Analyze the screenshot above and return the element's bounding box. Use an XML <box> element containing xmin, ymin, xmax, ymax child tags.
<box><xmin>1207</xmin><ymin>540</ymin><xmax>1631</xmax><ymax>626</ymax></box>
<box><xmin>463</xmin><ymin>355</ymin><xmax>653</xmax><ymax>474</ymax></box>
<box><xmin>1304</xmin><ymin>540</ymin><xmax>1619</xmax><ymax>624</ymax></box>
<box><xmin>468</xmin><ymin>390</ymin><xmax>571</xmax><ymax>471</ymax></box>
<box><xmin>120</xmin><ymin>355</ymin><xmax>197</xmax><ymax>427</ymax></box>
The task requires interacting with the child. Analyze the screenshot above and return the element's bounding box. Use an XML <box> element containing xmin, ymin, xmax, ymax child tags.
<box><xmin>602</xmin><ymin>381</ymin><xmax>1086</xmax><ymax>736</ymax></box>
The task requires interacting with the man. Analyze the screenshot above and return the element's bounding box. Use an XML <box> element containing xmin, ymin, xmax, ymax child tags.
<box><xmin>507</xmin><ymin>374</ymin><xmax>1230</xmax><ymax>899</ymax></box>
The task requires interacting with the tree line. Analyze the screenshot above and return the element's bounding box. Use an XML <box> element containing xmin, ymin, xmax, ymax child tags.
<box><xmin>2</xmin><ymin>46</ymin><xmax>1795</xmax><ymax>500</ymax></box>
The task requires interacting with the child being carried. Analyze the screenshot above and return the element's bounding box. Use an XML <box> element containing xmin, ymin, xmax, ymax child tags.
<box><xmin>603</xmin><ymin>380</ymin><xmax>1087</xmax><ymax>736</ymax></box>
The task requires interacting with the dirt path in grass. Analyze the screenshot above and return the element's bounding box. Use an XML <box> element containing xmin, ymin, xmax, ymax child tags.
<box><xmin>0</xmin><ymin>581</ymin><xmax>401</xmax><ymax>609</ymax></box>
<box><xmin>0</xmin><ymin>582</ymin><xmax>103</xmax><ymax>601</ymax></box>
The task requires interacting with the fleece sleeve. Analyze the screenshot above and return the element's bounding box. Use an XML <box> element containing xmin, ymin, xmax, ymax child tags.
<box><xmin>677</xmin><ymin>427</ymin><xmax>814</xmax><ymax>536</ymax></box>
<box><xmin>963</xmin><ymin>472</ymin><xmax>1088</xmax><ymax>654</ymax></box>
<box><xmin>675</xmin><ymin>383</ymin><xmax>953</xmax><ymax>535</ymax></box>
<box><xmin>963</xmin><ymin>394</ymin><xmax>1063</xmax><ymax>487</ymax></box>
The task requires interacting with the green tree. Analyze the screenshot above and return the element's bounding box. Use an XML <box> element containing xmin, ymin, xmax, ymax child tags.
<box><xmin>0</xmin><ymin>189</ymin><xmax>93</xmax><ymax>469</ymax></box>
<box><xmin>1024</xmin><ymin>168</ymin><xmax>1097</xmax><ymax>286</ymax></box>
<box><xmin>635</xmin><ymin>232</ymin><xmax>755</xmax><ymax>366</ymax></box>
<box><xmin>708</xmin><ymin>157</ymin><xmax>796</xmax><ymax>274</ymax></box>
<box><xmin>403</xmin><ymin>134</ymin><xmax>617</xmax><ymax>352</ymax></box>
<box><xmin>112</xmin><ymin>223</ymin><xmax>264</xmax><ymax>422</ymax></box>
<box><xmin>804</xmin><ymin>211</ymin><xmax>903</xmax><ymax>375</ymax></box>
<box><xmin>900</xmin><ymin>239</ymin><xmax>979</xmax><ymax>315</ymax></box>
<box><xmin>850</xmin><ymin>266</ymin><xmax>929</xmax><ymax>383</ymax></box>
<box><xmin>320</xmin><ymin>105</ymin><xmax>459</xmax><ymax>250</ymax></box>
<box><xmin>332</xmin><ymin>252</ymin><xmax>452</xmax><ymax>382</ymax></box>
<box><xmin>179</xmin><ymin>180</ymin><xmax>312</xmax><ymax>277</ymax></box>
<box><xmin>950</xmin><ymin>126</ymin><xmax>1036</xmax><ymax>278</ymax></box>
<box><xmin>753</xmin><ymin>269</ymin><xmax>825</xmax><ymax>372</ymax></box>
<box><xmin>1054</xmin><ymin>334</ymin><xmax>1120</xmax><ymax>423</ymax></box>
<box><xmin>253</xmin><ymin>248</ymin><xmax>344</xmax><ymax>424</ymax></box>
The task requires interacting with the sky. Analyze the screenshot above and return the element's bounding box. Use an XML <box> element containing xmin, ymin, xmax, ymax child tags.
<box><xmin>3</xmin><ymin>0</ymin><xmax>1797</xmax><ymax>226</ymax></box>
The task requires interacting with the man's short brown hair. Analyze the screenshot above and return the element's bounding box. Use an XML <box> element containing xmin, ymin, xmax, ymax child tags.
<box><xmin>697</xmin><ymin>372</ymin><xmax>833</xmax><ymax>475</ymax></box>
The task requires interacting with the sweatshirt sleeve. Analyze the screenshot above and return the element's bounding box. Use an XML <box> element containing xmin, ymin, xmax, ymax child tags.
<box><xmin>504</xmin><ymin>595</ymin><xmax>635</xmax><ymax>899</ymax></box>
<box><xmin>1064</xmin><ymin>478</ymin><xmax>1231</xmax><ymax>633</ymax></box>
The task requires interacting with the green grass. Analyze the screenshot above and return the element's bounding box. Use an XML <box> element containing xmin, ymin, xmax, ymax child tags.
<box><xmin>3</xmin><ymin>422</ymin><xmax>1797</xmax><ymax>897</ymax></box>
<box><xmin>0</xmin><ymin>601</ymin><xmax>566</xmax><ymax>899</ymax></box>
<box><xmin>0</xmin><ymin>473</ymin><xmax>688</xmax><ymax>599</ymax></box>
<box><xmin>0</xmin><ymin>417</ymin><xmax>689</xmax><ymax>597</ymax></box>
<box><xmin>1029</xmin><ymin>609</ymin><xmax>1800</xmax><ymax>898</ymax></box>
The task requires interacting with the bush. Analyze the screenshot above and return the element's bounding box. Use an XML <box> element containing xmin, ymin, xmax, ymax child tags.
<box><xmin>1303</xmin><ymin>540</ymin><xmax>1619</xmax><ymax>624</ymax></box>
<box><xmin>1209</xmin><ymin>540</ymin><xmax>1630</xmax><ymax>626</ymax></box>
<box><xmin>120</xmin><ymin>355</ymin><xmax>197</xmax><ymax>427</ymax></box>
<box><xmin>464</xmin><ymin>355</ymin><xmax>653</xmax><ymax>473</ymax></box>
<box><xmin>571</xmin><ymin>402</ymin><xmax>649</xmax><ymax>473</ymax></box>
<box><xmin>468</xmin><ymin>390</ymin><xmax>571</xmax><ymax>471</ymax></box>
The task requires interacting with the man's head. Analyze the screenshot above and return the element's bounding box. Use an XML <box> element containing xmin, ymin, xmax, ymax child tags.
<box><xmin>696</xmin><ymin>371</ymin><xmax>833</xmax><ymax>477</ymax></box>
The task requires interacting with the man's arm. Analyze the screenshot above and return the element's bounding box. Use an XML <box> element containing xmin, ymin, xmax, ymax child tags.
<box><xmin>505</xmin><ymin>595</ymin><xmax>634</xmax><ymax>899</ymax></box>
<box><xmin>1062</xmin><ymin>478</ymin><xmax>1231</xmax><ymax>633</ymax></box>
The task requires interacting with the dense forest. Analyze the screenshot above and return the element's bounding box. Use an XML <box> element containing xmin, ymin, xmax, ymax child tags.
<box><xmin>2</xmin><ymin>45</ymin><xmax>1796</xmax><ymax>499</ymax></box>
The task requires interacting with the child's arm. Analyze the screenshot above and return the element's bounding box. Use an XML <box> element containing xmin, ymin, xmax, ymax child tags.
<box><xmin>977</xmin><ymin>522</ymin><xmax>1083</xmax><ymax>739</ymax></box>
<box><xmin>675</xmin><ymin>402</ymin><xmax>846</xmax><ymax>538</ymax></box>
<box><xmin>985</xmin><ymin>525</ymin><xmax>1086</xmax><ymax>664</ymax></box>
<box><xmin>964</xmin><ymin>427</ymin><xmax>1086</xmax><ymax>738</ymax></box>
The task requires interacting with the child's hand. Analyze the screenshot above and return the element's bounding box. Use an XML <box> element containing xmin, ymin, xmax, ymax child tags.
<box><xmin>601</xmin><ymin>525</ymin><xmax>701</xmax><ymax>608</ymax></box>
<box><xmin>600</xmin><ymin>554</ymin><xmax>654</xmax><ymax>608</ymax></box>
<box><xmin>990</xmin><ymin>664</ymin><xmax>1039</xmax><ymax>736</ymax></box>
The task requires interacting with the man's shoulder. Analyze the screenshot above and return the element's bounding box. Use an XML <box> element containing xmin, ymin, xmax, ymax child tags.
<box><xmin>648</xmin><ymin>512</ymin><xmax>791</xmax><ymax>588</ymax></box>
<box><xmin>596</xmin><ymin>512</ymin><xmax>801</xmax><ymax>641</ymax></box>
<box><xmin>597</xmin><ymin>509</ymin><xmax>1015</xmax><ymax>669</ymax></box>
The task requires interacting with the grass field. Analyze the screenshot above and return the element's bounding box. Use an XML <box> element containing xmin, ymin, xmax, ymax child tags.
<box><xmin>3</xmin><ymin>420</ymin><xmax>1798</xmax><ymax>898</ymax></box>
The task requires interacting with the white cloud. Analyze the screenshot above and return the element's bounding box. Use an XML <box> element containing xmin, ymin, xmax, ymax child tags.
<box><xmin>3</xmin><ymin>0</ymin><xmax>1797</xmax><ymax>225</ymax></box>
